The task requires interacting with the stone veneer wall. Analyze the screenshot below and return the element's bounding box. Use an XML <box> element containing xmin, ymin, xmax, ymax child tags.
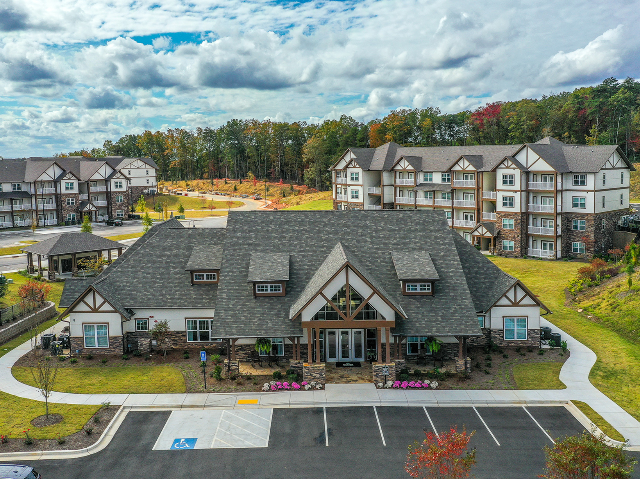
<box><xmin>109</xmin><ymin>190</ymin><xmax>130</xmax><ymax>218</ymax></box>
<box><xmin>372</xmin><ymin>362</ymin><xmax>396</xmax><ymax>383</ymax></box>
<box><xmin>0</xmin><ymin>302</ymin><xmax>57</xmax><ymax>345</ymax></box>
<box><xmin>70</xmin><ymin>336</ymin><xmax>124</xmax><ymax>355</ymax></box>
<box><xmin>562</xmin><ymin>213</ymin><xmax>596</xmax><ymax>259</ymax></box>
<box><xmin>594</xmin><ymin>209</ymin><xmax>628</xmax><ymax>256</ymax></box>
<box><xmin>60</xmin><ymin>193</ymin><xmax>80</xmax><ymax>222</ymax></box>
<box><xmin>124</xmin><ymin>331</ymin><xmax>152</xmax><ymax>353</ymax></box>
<box><xmin>303</xmin><ymin>363</ymin><xmax>325</xmax><ymax>386</ymax></box>
<box><xmin>489</xmin><ymin>328</ymin><xmax>540</xmax><ymax>348</ymax></box>
<box><xmin>495</xmin><ymin>212</ymin><xmax>527</xmax><ymax>257</ymax></box>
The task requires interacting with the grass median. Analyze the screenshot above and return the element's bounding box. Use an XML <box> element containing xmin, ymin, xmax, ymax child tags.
<box><xmin>513</xmin><ymin>362</ymin><xmax>565</xmax><ymax>389</ymax></box>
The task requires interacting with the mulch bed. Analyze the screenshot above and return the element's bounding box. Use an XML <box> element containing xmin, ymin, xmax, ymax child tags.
<box><xmin>0</xmin><ymin>406</ymin><xmax>119</xmax><ymax>453</ymax></box>
<box><xmin>31</xmin><ymin>414</ymin><xmax>63</xmax><ymax>427</ymax></box>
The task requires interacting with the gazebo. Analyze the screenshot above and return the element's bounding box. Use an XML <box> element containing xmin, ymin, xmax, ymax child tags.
<box><xmin>22</xmin><ymin>233</ymin><xmax>125</xmax><ymax>279</ymax></box>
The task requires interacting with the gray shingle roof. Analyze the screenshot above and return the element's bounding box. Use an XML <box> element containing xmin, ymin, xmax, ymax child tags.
<box><xmin>59</xmin><ymin>278</ymin><xmax>96</xmax><ymax>308</ymax></box>
<box><xmin>0</xmin><ymin>191</ymin><xmax>32</xmax><ymax>199</ymax></box>
<box><xmin>185</xmin><ymin>244</ymin><xmax>223</xmax><ymax>271</ymax></box>
<box><xmin>414</xmin><ymin>182</ymin><xmax>452</xmax><ymax>192</ymax></box>
<box><xmin>0</xmin><ymin>160</ymin><xmax>27</xmax><ymax>182</ymax></box>
<box><xmin>247</xmin><ymin>253</ymin><xmax>290</xmax><ymax>282</ymax></box>
<box><xmin>22</xmin><ymin>233</ymin><xmax>124</xmax><ymax>256</ymax></box>
<box><xmin>391</xmin><ymin>251</ymin><xmax>439</xmax><ymax>281</ymax></box>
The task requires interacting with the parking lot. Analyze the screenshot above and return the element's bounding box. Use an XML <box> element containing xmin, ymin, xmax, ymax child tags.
<box><xmin>25</xmin><ymin>406</ymin><xmax>640</xmax><ymax>478</ymax></box>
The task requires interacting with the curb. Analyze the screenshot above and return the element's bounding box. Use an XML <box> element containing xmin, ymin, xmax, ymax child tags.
<box><xmin>564</xmin><ymin>401</ymin><xmax>636</xmax><ymax>450</ymax></box>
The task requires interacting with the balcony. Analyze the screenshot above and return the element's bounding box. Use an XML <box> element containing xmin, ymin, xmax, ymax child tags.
<box><xmin>434</xmin><ymin>199</ymin><xmax>452</xmax><ymax>207</ymax></box>
<box><xmin>336</xmin><ymin>194</ymin><xmax>348</xmax><ymax>201</ymax></box>
<box><xmin>453</xmin><ymin>219</ymin><xmax>476</xmax><ymax>228</ymax></box>
<box><xmin>453</xmin><ymin>200</ymin><xmax>475</xmax><ymax>208</ymax></box>
<box><xmin>528</xmin><ymin>226</ymin><xmax>555</xmax><ymax>236</ymax></box>
<box><xmin>366</xmin><ymin>205</ymin><xmax>382</xmax><ymax>210</ymax></box>
<box><xmin>528</xmin><ymin>204</ymin><xmax>554</xmax><ymax>213</ymax></box>
<box><xmin>37</xmin><ymin>188</ymin><xmax>56</xmax><ymax>194</ymax></box>
<box><xmin>0</xmin><ymin>205</ymin><xmax>11</xmax><ymax>212</ymax></box>
<box><xmin>14</xmin><ymin>219</ymin><xmax>32</xmax><ymax>227</ymax></box>
<box><xmin>39</xmin><ymin>203</ymin><xmax>56</xmax><ymax>210</ymax></box>
<box><xmin>45</xmin><ymin>219</ymin><xmax>57</xmax><ymax>226</ymax></box>
<box><xmin>453</xmin><ymin>180</ymin><xmax>475</xmax><ymax>188</ymax></box>
<box><xmin>367</xmin><ymin>187</ymin><xmax>381</xmax><ymax>194</ymax></box>
<box><xmin>416</xmin><ymin>198</ymin><xmax>434</xmax><ymax>206</ymax></box>
<box><xmin>528</xmin><ymin>248</ymin><xmax>555</xmax><ymax>259</ymax></box>
<box><xmin>528</xmin><ymin>182</ymin><xmax>554</xmax><ymax>191</ymax></box>
<box><xmin>11</xmin><ymin>205</ymin><xmax>30</xmax><ymax>211</ymax></box>
<box><xmin>395</xmin><ymin>196</ymin><xmax>414</xmax><ymax>205</ymax></box>
<box><xmin>482</xmin><ymin>191</ymin><xmax>497</xmax><ymax>200</ymax></box>
<box><xmin>482</xmin><ymin>212</ymin><xmax>497</xmax><ymax>221</ymax></box>
<box><xmin>91</xmin><ymin>186</ymin><xmax>108</xmax><ymax>192</ymax></box>
<box><xmin>395</xmin><ymin>178</ymin><xmax>415</xmax><ymax>186</ymax></box>
<box><xmin>79</xmin><ymin>194</ymin><xmax>89</xmax><ymax>200</ymax></box>
<box><xmin>447</xmin><ymin>219</ymin><xmax>452</xmax><ymax>227</ymax></box>
<box><xmin>0</xmin><ymin>222</ymin><xmax>12</xmax><ymax>228</ymax></box>
<box><xmin>93</xmin><ymin>200</ymin><xmax>108</xmax><ymax>207</ymax></box>
<box><xmin>336</xmin><ymin>177</ymin><xmax>347</xmax><ymax>184</ymax></box>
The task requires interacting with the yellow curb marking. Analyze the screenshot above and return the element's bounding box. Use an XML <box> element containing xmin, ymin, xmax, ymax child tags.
<box><xmin>237</xmin><ymin>399</ymin><xmax>258</xmax><ymax>405</ymax></box>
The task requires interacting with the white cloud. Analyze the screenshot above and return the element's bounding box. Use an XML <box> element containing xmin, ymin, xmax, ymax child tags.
<box><xmin>152</xmin><ymin>36</ymin><xmax>172</xmax><ymax>51</ymax></box>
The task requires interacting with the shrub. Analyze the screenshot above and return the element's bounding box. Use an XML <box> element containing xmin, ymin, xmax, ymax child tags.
<box><xmin>503</xmin><ymin>353</ymin><xmax>508</xmax><ymax>358</ymax></box>
<box><xmin>183</xmin><ymin>352</ymin><xmax>190</xmax><ymax>359</ymax></box>
<box><xmin>538</xmin><ymin>349</ymin><xmax>545</xmax><ymax>355</ymax></box>
<box><xmin>413</xmin><ymin>369</ymin><xmax>422</xmax><ymax>377</ymax></box>
<box><xmin>84</xmin><ymin>427</ymin><xmax>93</xmax><ymax>435</ymax></box>
<box><xmin>144</xmin><ymin>355</ymin><xmax>151</xmax><ymax>361</ymax></box>
<box><xmin>285</xmin><ymin>369</ymin><xmax>296</xmax><ymax>376</ymax></box>
<box><xmin>213</xmin><ymin>365</ymin><xmax>222</xmax><ymax>381</ymax></box>
<box><xmin>23</xmin><ymin>429</ymin><xmax>33</xmax><ymax>445</ymax></box>
<box><xmin>93</xmin><ymin>415</ymin><xmax>101</xmax><ymax>424</ymax></box>
<box><xmin>86</xmin><ymin>354</ymin><xmax>93</xmax><ymax>360</ymax></box>
<box><xmin>69</xmin><ymin>358</ymin><xmax>78</xmax><ymax>364</ymax></box>
<box><xmin>272</xmin><ymin>370</ymin><xmax>283</xmax><ymax>380</ymax></box>
<box><xmin>122</xmin><ymin>354</ymin><xmax>129</xmax><ymax>360</ymax></box>
<box><xmin>58</xmin><ymin>356</ymin><xmax>66</xmax><ymax>362</ymax></box>
<box><xmin>0</xmin><ymin>435</ymin><xmax>7</xmax><ymax>444</ymax></box>
<box><xmin>56</xmin><ymin>434</ymin><xmax>65</xmax><ymax>445</ymax></box>
<box><xmin>101</xmin><ymin>359</ymin><xmax>108</xmax><ymax>364</ymax></box>
<box><xmin>211</xmin><ymin>354</ymin><xmax>222</xmax><ymax>365</ymax></box>
<box><xmin>132</xmin><ymin>350</ymin><xmax>142</xmax><ymax>357</ymax></box>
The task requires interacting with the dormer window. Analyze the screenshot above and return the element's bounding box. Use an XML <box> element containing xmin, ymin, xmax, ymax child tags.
<box><xmin>406</xmin><ymin>283</ymin><xmax>431</xmax><ymax>293</ymax></box>
<box><xmin>255</xmin><ymin>283</ymin><xmax>285</xmax><ymax>296</ymax></box>
<box><xmin>194</xmin><ymin>272</ymin><xmax>217</xmax><ymax>282</ymax></box>
<box><xmin>248</xmin><ymin>252</ymin><xmax>290</xmax><ymax>297</ymax></box>
<box><xmin>392</xmin><ymin>250</ymin><xmax>439</xmax><ymax>296</ymax></box>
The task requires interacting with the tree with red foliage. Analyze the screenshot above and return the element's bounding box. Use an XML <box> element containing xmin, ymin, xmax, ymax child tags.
<box><xmin>369</xmin><ymin>123</ymin><xmax>387</xmax><ymax>148</ymax></box>
<box><xmin>405</xmin><ymin>427</ymin><xmax>476</xmax><ymax>478</ymax></box>
<box><xmin>18</xmin><ymin>280</ymin><xmax>51</xmax><ymax>309</ymax></box>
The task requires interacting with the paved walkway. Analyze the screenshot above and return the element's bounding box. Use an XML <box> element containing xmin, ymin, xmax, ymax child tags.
<box><xmin>1</xmin><ymin>318</ymin><xmax>639</xmax><ymax>447</ymax></box>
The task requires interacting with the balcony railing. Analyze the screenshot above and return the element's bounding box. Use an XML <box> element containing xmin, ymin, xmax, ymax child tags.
<box><xmin>453</xmin><ymin>200</ymin><xmax>475</xmax><ymax>208</ymax></box>
<box><xmin>453</xmin><ymin>180</ymin><xmax>476</xmax><ymax>188</ymax></box>
<box><xmin>528</xmin><ymin>182</ymin><xmax>554</xmax><ymax>191</ymax></box>
<box><xmin>44</xmin><ymin>219</ymin><xmax>57</xmax><ymax>226</ymax></box>
<box><xmin>11</xmin><ymin>204</ymin><xmax>30</xmax><ymax>211</ymax></box>
<box><xmin>453</xmin><ymin>219</ymin><xmax>476</xmax><ymax>228</ymax></box>
<box><xmin>0</xmin><ymin>206</ymin><xmax>11</xmax><ymax>212</ymax></box>
<box><xmin>97</xmin><ymin>215</ymin><xmax>107</xmax><ymax>221</ymax></box>
<box><xmin>37</xmin><ymin>188</ymin><xmax>56</xmax><ymax>194</ymax></box>
<box><xmin>416</xmin><ymin>198</ymin><xmax>434</xmax><ymax>206</ymax></box>
<box><xmin>528</xmin><ymin>226</ymin><xmax>555</xmax><ymax>236</ymax></box>
<box><xmin>91</xmin><ymin>186</ymin><xmax>108</xmax><ymax>192</ymax></box>
<box><xmin>39</xmin><ymin>203</ymin><xmax>56</xmax><ymax>210</ymax></box>
<box><xmin>367</xmin><ymin>187</ymin><xmax>381</xmax><ymax>194</ymax></box>
<box><xmin>14</xmin><ymin>219</ymin><xmax>32</xmax><ymax>227</ymax></box>
<box><xmin>395</xmin><ymin>178</ymin><xmax>415</xmax><ymax>186</ymax></box>
<box><xmin>336</xmin><ymin>194</ymin><xmax>348</xmax><ymax>201</ymax></box>
<box><xmin>0</xmin><ymin>222</ymin><xmax>13</xmax><ymax>228</ymax></box>
<box><xmin>79</xmin><ymin>194</ymin><xmax>89</xmax><ymax>200</ymax></box>
<box><xmin>528</xmin><ymin>204</ymin><xmax>554</xmax><ymax>213</ymax></box>
<box><xmin>447</xmin><ymin>219</ymin><xmax>452</xmax><ymax>226</ymax></box>
<box><xmin>395</xmin><ymin>196</ymin><xmax>414</xmax><ymax>204</ymax></box>
<box><xmin>434</xmin><ymin>199</ymin><xmax>452</xmax><ymax>207</ymax></box>
<box><xmin>336</xmin><ymin>177</ymin><xmax>347</xmax><ymax>184</ymax></box>
<box><xmin>93</xmin><ymin>200</ymin><xmax>108</xmax><ymax>207</ymax></box>
<box><xmin>366</xmin><ymin>205</ymin><xmax>382</xmax><ymax>210</ymax></box>
<box><xmin>482</xmin><ymin>212</ymin><xmax>497</xmax><ymax>220</ymax></box>
<box><xmin>482</xmin><ymin>191</ymin><xmax>497</xmax><ymax>200</ymax></box>
<box><xmin>528</xmin><ymin>248</ymin><xmax>555</xmax><ymax>259</ymax></box>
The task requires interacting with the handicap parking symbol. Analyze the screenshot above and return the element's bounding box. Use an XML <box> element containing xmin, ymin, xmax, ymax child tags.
<box><xmin>171</xmin><ymin>438</ymin><xmax>197</xmax><ymax>450</ymax></box>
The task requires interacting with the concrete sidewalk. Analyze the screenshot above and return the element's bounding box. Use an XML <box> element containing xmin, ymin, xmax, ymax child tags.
<box><xmin>1</xmin><ymin>318</ymin><xmax>639</xmax><ymax>447</ymax></box>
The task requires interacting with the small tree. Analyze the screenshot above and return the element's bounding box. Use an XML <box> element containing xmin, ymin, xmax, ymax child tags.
<box><xmin>226</xmin><ymin>200</ymin><xmax>234</xmax><ymax>211</ymax></box>
<box><xmin>81</xmin><ymin>214</ymin><xmax>92</xmax><ymax>233</ymax></box>
<box><xmin>178</xmin><ymin>203</ymin><xmax>185</xmax><ymax>214</ymax></box>
<box><xmin>405</xmin><ymin>427</ymin><xmax>476</xmax><ymax>478</ymax></box>
<box><xmin>150</xmin><ymin>319</ymin><xmax>171</xmax><ymax>357</ymax></box>
<box><xmin>541</xmin><ymin>431</ymin><xmax>636</xmax><ymax>478</ymax></box>
<box><xmin>142</xmin><ymin>212</ymin><xmax>153</xmax><ymax>233</ymax></box>
<box><xmin>18</xmin><ymin>280</ymin><xmax>51</xmax><ymax>309</ymax></box>
<box><xmin>137</xmin><ymin>195</ymin><xmax>146</xmax><ymax>213</ymax></box>
<box><xmin>30</xmin><ymin>347</ymin><xmax>59</xmax><ymax>419</ymax></box>
<box><xmin>77</xmin><ymin>257</ymin><xmax>111</xmax><ymax>276</ymax></box>
<box><xmin>0</xmin><ymin>275</ymin><xmax>8</xmax><ymax>302</ymax></box>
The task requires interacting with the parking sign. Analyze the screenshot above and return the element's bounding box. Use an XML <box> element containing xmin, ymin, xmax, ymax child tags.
<box><xmin>200</xmin><ymin>350</ymin><xmax>206</xmax><ymax>362</ymax></box>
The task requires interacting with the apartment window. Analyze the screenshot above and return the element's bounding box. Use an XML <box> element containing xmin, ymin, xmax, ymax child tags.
<box><xmin>83</xmin><ymin>324</ymin><xmax>108</xmax><ymax>348</ymax></box>
<box><xmin>478</xmin><ymin>316</ymin><xmax>485</xmax><ymax>328</ymax></box>
<box><xmin>423</xmin><ymin>172</ymin><xmax>433</xmax><ymax>182</ymax></box>
<box><xmin>193</xmin><ymin>272</ymin><xmax>217</xmax><ymax>282</ymax></box>
<box><xmin>65</xmin><ymin>182</ymin><xmax>74</xmax><ymax>191</ymax></box>
<box><xmin>441</xmin><ymin>173</ymin><xmax>451</xmax><ymax>183</ymax></box>
<box><xmin>406</xmin><ymin>283</ymin><xmax>431</xmax><ymax>293</ymax></box>
<box><xmin>0</xmin><ymin>185</ymin><xmax>2</xmax><ymax>192</ymax></box>
<box><xmin>572</xmin><ymin>242</ymin><xmax>585</xmax><ymax>254</ymax></box>
<box><xmin>602</xmin><ymin>173</ymin><xmax>606</xmax><ymax>186</ymax></box>
<box><xmin>572</xmin><ymin>197</ymin><xmax>586</xmax><ymax>209</ymax></box>
<box><xmin>114</xmin><ymin>180</ymin><xmax>123</xmax><ymax>189</ymax></box>
<box><xmin>350</xmin><ymin>190</ymin><xmax>359</xmax><ymax>200</ymax></box>
<box><xmin>445</xmin><ymin>211</ymin><xmax>452</xmax><ymax>220</ymax></box>
<box><xmin>135</xmin><ymin>319</ymin><xmax>148</xmax><ymax>331</ymax></box>
<box><xmin>620</xmin><ymin>194</ymin><xmax>624</xmax><ymax>206</ymax></box>
<box><xmin>463</xmin><ymin>173</ymin><xmax>474</xmax><ymax>181</ymax></box>
<box><xmin>350</xmin><ymin>172</ymin><xmax>359</xmax><ymax>182</ymax></box>
<box><xmin>66</xmin><ymin>213</ymin><xmax>76</xmax><ymax>222</ymax></box>
<box><xmin>146</xmin><ymin>179</ymin><xmax>150</xmax><ymax>184</ymax></box>
<box><xmin>504</xmin><ymin>317</ymin><xmax>527</xmax><ymax>340</ymax></box>
<box><xmin>502</xmin><ymin>218</ymin><xmax>514</xmax><ymax>229</ymax></box>
<box><xmin>187</xmin><ymin>319</ymin><xmax>212</xmax><ymax>342</ymax></box>
<box><xmin>572</xmin><ymin>219</ymin><xmax>586</xmax><ymax>231</ymax></box>
<box><xmin>90</xmin><ymin>181</ymin><xmax>97</xmax><ymax>187</ymax></box>
<box><xmin>259</xmin><ymin>338</ymin><xmax>284</xmax><ymax>356</ymax></box>
<box><xmin>442</xmin><ymin>192</ymin><xmax>451</xmax><ymax>200</ymax></box>
<box><xmin>11</xmin><ymin>183</ymin><xmax>22</xmax><ymax>191</ymax></box>
<box><xmin>407</xmin><ymin>336</ymin><xmax>429</xmax><ymax>355</ymax></box>
<box><xmin>116</xmin><ymin>210</ymin><xmax>124</xmax><ymax>218</ymax></box>
<box><xmin>502</xmin><ymin>196</ymin><xmax>514</xmax><ymax>208</ymax></box>
<box><xmin>602</xmin><ymin>219</ymin><xmax>606</xmax><ymax>231</ymax></box>
<box><xmin>542</xmin><ymin>241</ymin><xmax>554</xmax><ymax>252</ymax></box>
<box><xmin>464</xmin><ymin>233</ymin><xmax>471</xmax><ymax>242</ymax></box>
<box><xmin>621</xmin><ymin>172</ymin><xmax>624</xmax><ymax>184</ymax></box>
<box><xmin>66</xmin><ymin>197</ymin><xmax>76</xmax><ymax>206</ymax></box>
<box><xmin>116</xmin><ymin>194</ymin><xmax>124</xmax><ymax>203</ymax></box>
<box><xmin>424</xmin><ymin>191</ymin><xmax>433</xmax><ymax>200</ymax></box>
<box><xmin>256</xmin><ymin>283</ymin><xmax>283</xmax><ymax>294</ymax></box>
<box><xmin>502</xmin><ymin>174</ymin><xmax>515</xmax><ymax>186</ymax></box>
<box><xmin>128</xmin><ymin>170</ymin><xmax>131</xmax><ymax>175</ymax></box>
<box><xmin>573</xmin><ymin>174</ymin><xmax>586</xmax><ymax>186</ymax></box>
<box><xmin>146</xmin><ymin>170</ymin><xmax>149</xmax><ymax>175</ymax></box>
<box><xmin>602</xmin><ymin>196</ymin><xmax>605</xmax><ymax>208</ymax></box>
<box><xmin>502</xmin><ymin>240</ymin><xmax>514</xmax><ymax>251</ymax></box>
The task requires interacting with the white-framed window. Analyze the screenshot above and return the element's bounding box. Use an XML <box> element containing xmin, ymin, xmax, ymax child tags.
<box><xmin>0</xmin><ymin>184</ymin><xmax>3</xmax><ymax>192</ymax></box>
<box><xmin>502</xmin><ymin>218</ymin><xmax>514</xmax><ymax>229</ymax></box>
<box><xmin>90</xmin><ymin>181</ymin><xmax>97</xmax><ymax>187</ymax></box>
<box><xmin>407</xmin><ymin>336</ymin><xmax>429</xmax><ymax>355</ymax></box>
<box><xmin>350</xmin><ymin>172</ymin><xmax>359</xmax><ymax>182</ymax></box>
<box><xmin>186</xmin><ymin>319</ymin><xmax>214</xmax><ymax>342</ymax></box>
<box><xmin>442</xmin><ymin>192</ymin><xmax>451</xmax><ymax>200</ymax></box>
<box><xmin>502</xmin><ymin>240</ymin><xmax>514</xmax><ymax>251</ymax></box>
<box><xmin>66</xmin><ymin>213</ymin><xmax>76</xmax><ymax>222</ymax></box>
<box><xmin>502</xmin><ymin>196</ymin><xmax>514</xmax><ymax>208</ymax></box>
<box><xmin>116</xmin><ymin>194</ymin><xmax>124</xmax><ymax>203</ymax></box>
<box><xmin>256</xmin><ymin>283</ymin><xmax>282</xmax><ymax>294</ymax></box>
<box><xmin>621</xmin><ymin>172</ymin><xmax>624</xmax><ymax>184</ymax></box>
<box><xmin>463</xmin><ymin>173</ymin><xmax>474</xmax><ymax>181</ymax></box>
<box><xmin>423</xmin><ymin>172</ymin><xmax>433</xmax><ymax>182</ymax></box>
<box><xmin>502</xmin><ymin>174</ymin><xmax>515</xmax><ymax>186</ymax></box>
<box><xmin>146</xmin><ymin>179</ymin><xmax>150</xmax><ymax>184</ymax></box>
<box><xmin>602</xmin><ymin>173</ymin><xmax>606</xmax><ymax>186</ymax></box>
<box><xmin>572</xmin><ymin>242</ymin><xmax>585</xmax><ymax>254</ymax></box>
<box><xmin>146</xmin><ymin>170</ymin><xmax>149</xmax><ymax>175</ymax></box>
<box><xmin>572</xmin><ymin>197</ymin><xmax>586</xmax><ymax>209</ymax></box>
<box><xmin>504</xmin><ymin>317</ymin><xmax>527</xmax><ymax>340</ymax></box>
<box><xmin>478</xmin><ymin>316</ymin><xmax>485</xmax><ymax>328</ymax></box>
<box><xmin>406</xmin><ymin>283</ymin><xmax>431</xmax><ymax>293</ymax></box>
<box><xmin>602</xmin><ymin>196</ymin><xmax>605</xmax><ymax>208</ymax></box>
<box><xmin>65</xmin><ymin>182</ymin><xmax>74</xmax><ymax>191</ymax></box>
<box><xmin>83</xmin><ymin>324</ymin><xmax>108</xmax><ymax>348</ymax></box>
<box><xmin>464</xmin><ymin>232</ymin><xmax>471</xmax><ymax>242</ymax></box>
<box><xmin>259</xmin><ymin>338</ymin><xmax>284</xmax><ymax>356</ymax></box>
<box><xmin>541</xmin><ymin>241</ymin><xmax>554</xmax><ymax>252</ymax></box>
<box><xmin>11</xmin><ymin>183</ymin><xmax>22</xmax><ymax>191</ymax></box>
<box><xmin>116</xmin><ymin>210</ymin><xmax>124</xmax><ymax>218</ymax></box>
<box><xmin>128</xmin><ymin>170</ymin><xmax>131</xmax><ymax>175</ymax></box>
<box><xmin>350</xmin><ymin>190</ymin><xmax>359</xmax><ymax>200</ymax></box>
<box><xmin>573</xmin><ymin>174</ymin><xmax>586</xmax><ymax>186</ymax></box>
<box><xmin>572</xmin><ymin>219</ymin><xmax>586</xmax><ymax>231</ymax></box>
<box><xmin>135</xmin><ymin>319</ymin><xmax>148</xmax><ymax>331</ymax></box>
<box><xmin>91</xmin><ymin>195</ymin><xmax>98</xmax><ymax>202</ymax></box>
<box><xmin>441</xmin><ymin>173</ymin><xmax>451</xmax><ymax>183</ymax></box>
<box><xmin>114</xmin><ymin>180</ymin><xmax>123</xmax><ymax>189</ymax></box>
<box><xmin>620</xmin><ymin>194</ymin><xmax>623</xmax><ymax>205</ymax></box>
<box><xmin>194</xmin><ymin>272</ymin><xmax>217</xmax><ymax>282</ymax></box>
<box><xmin>445</xmin><ymin>211</ymin><xmax>452</xmax><ymax>220</ymax></box>
<box><xmin>424</xmin><ymin>191</ymin><xmax>433</xmax><ymax>199</ymax></box>
<box><xmin>66</xmin><ymin>197</ymin><xmax>76</xmax><ymax>206</ymax></box>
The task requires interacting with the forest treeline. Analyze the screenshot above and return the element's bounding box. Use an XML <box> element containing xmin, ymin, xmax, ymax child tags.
<box><xmin>60</xmin><ymin>78</ymin><xmax>640</xmax><ymax>190</ymax></box>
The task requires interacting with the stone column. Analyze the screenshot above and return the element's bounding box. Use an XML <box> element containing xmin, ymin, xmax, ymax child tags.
<box><xmin>72</xmin><ymin>253</ymin><xmax>77</xmax><ymax>275</ymax></box>
<box><xmin>385</xmin><ymin>327</ymin><xmax>390</xmax><ymax>363</ymax></box>
<box><xmin>373</xmin><ymin>362</ymin><xmax>396</xmax><ymax>385</ymax></box>
<box><xmin>27</xmin><ymin>253</ymin><xmax>34</xmax><ymax>274</ymax></box>
<box><xmin>108</xmin><ymin>250</ymin><xmax>112</xmax><ymax>262</ymax></box>
<box><xmin>303</xmin><ymin>362</ymin><xmax>325</xmax><ymax>387</ymax></box>
<box><xmin>48</xmin><ymin>255</ymin><xmax>55</xmax><ymax>279</ymax></box>
<box><xmin>37</xmin><ymin>255</ymin><xmax>42</xmax><ymax>276</ymax></box>
<box><xmin>376</xmin><ymin>327</ymin><xmax>382</xmax><ymax>362</ymax></box>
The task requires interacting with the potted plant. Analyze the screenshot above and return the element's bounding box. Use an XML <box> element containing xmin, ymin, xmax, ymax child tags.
<box><xmin>255</xmin><ymin>338</ymin><xmax>272</xmax><ymax>356</ymax></box>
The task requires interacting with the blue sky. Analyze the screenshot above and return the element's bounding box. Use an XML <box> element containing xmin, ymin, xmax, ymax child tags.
<box><xmin>1</xmin><ymin>0</ymin><xmax>639</xmax><ymax>157</ymax></box>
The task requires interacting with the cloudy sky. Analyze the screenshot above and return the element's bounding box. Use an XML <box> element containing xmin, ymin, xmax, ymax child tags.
<box><xmin>1</xmin><ymin>0</ymin><xmax>639</xmax><ymax>157</ymax></box>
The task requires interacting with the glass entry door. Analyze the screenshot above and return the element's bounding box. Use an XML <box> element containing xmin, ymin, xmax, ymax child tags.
<box><xmin>326</xmin><ymin>329</ymin><xmax>365</xmax><ymax>362</ymax></box>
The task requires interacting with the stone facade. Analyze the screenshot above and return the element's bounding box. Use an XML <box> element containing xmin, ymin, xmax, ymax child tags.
<box><xmin>109</xmin><ymin>190</ymin><xmax>130</xmax><ymax>218</ymax></box>
<box><xmin>223</xmin><ymin>359</ymin><xmax>240</xmax><ymax>377</ymax></box>
<box><xmin>0</xmin><ymin>302</ymin><xmax>57</xmax><ymax>345</ymax></box>
<box><xmin>489</xmin><ymin>328</ymin><xmax>540</xmax><ymax>348</ymax></box>
<box><xmin>70</xmin><ymin>336</ymin><xmax>124</xmax><ymax>355</ymax></box>
<box><xmin>495</xmin><ymin>212</ymin><xmax>527</xmax><ymax>257</ymax></box>
<box><xmin>60</xmin><ymin>193</ymin><xmax>80</xmax><ymax>223</ymax></box>
<box><xmin>372</xmin><ymin>362</ymin><xmax>396</xmax><ymax>384</ymax></box>
<box><xmin>594</xmin><ymin>209</ymin><xmax>628</xmax><ymax>256</ymax></box>
<box><xmin>124</xmin><ymin>331</ymin><xmax>152</xmax><ymax>353</ymax></box>
<box><xmin>303</xmin><ymin>363</ymin><xmax>326</xmax><ymax>386</ymax></box>
<box><xmin>562</xmin><ymin>212</ymin><xmax>597</xmax><ymax>259</ymax></box>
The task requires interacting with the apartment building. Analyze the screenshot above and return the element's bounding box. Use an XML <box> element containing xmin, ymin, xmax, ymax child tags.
<box><xmin>0</xmin><ymin>156</ymin><xmax>157</xmax><ymax>228</ymax></box>
<box><xmin>331</xmin><ymin>137</ymin><xmax>634</xmax><ymax>259</ymax></box>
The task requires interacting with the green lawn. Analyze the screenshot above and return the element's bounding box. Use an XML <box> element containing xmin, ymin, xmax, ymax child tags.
<box><xmin>0</xmin><ymin>272</ymin><xmax>64</xmax><ymax>311</ymax></box>
<box><xmin>283</xmin><ymin>199</ymin><xmax>333</xmax><ymax>210</ymax></box>
<box><xmin>489</xmin><ymin>257</ymin><xmax>640</xmax><ymax>423</ymax></box>
<box><xmin>572</xmin><ymin>400</ymin><xmax>626</xmax><ymax>442</ymax></box>
<box><xmin>105</xmin><ymin>232</ymin><xmax>144</xmax><ymax>241</ymax></box>
<box><xmin>513</xmin><ymin>362</ymin><xmax>565</xmax><ymax>390</ymax></box>
<box><xmin>0</xmin><ymin>318</ymin><xmax>58</xmax><ymax>358</ymax></box>
<box><xmin>150</xmin><ymin>194</ymin><xmax>242</xmax><ymax>210</ymax></box>
<box><xmin>13</xmin><ymin>365</ymin><xmax>186</xmax><ymax>394</ymax></box>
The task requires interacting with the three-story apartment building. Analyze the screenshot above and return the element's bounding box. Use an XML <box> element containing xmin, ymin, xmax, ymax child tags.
<box><xmin>0</xmin><ymin>156</ymin><xmax>157</xmax><ymax>228</ymax></box>
<box><xmin>331</xmin><ymin>138</ymin><xmax>633</xmax><ymax>259</ymax></box>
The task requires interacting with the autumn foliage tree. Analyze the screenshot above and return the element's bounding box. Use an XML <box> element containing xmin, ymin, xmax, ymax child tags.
<box><xmin>18</xmin><ymin>281</ymin><xmax>51</xmax><ymax>309</ymax></box>
<box><xmin>405</xmin><ymin>427</ymin><xmax>476</xmax><ymax>479</ymax></box>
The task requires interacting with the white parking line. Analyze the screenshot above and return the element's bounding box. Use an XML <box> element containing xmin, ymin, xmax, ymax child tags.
<box><xmin>373</xmin><ymin>406</ymin><xmax>386</xmax><ymax>446</ymax></box>
<box><xmin>323</xmin><ymin>407</ymin><xmax>329</xmax><ymax>447</ymax></box>
<box><xmin>473</xmin><ymin>407</ymin><xmax>500</xmax><ymax>446</ymax></box>
<box><xmin>523</xmin><ymin>407</ymin><xmax>555</xmax><ymax>444</ymax></box>
<box><xmin>224</xmin><ymin>410</ymin><xmax>270</xmax><ymax>431</ymax></box>
<box><xmin>423</xmin><ymin>407</ymin><xmax>438</xmax><ymax>438</ymax></box>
